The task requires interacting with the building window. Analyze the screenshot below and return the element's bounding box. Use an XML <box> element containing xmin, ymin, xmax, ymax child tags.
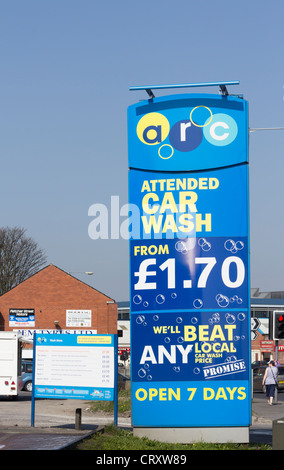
<box><xmin>118</xmin><ymin>309</ymin><xmax>130</xmax><ymax>320</ymax></box>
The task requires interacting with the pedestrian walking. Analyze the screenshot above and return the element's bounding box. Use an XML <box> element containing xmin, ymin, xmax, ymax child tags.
<box><xmin>262</xmin><ymin>360</ymin><xmax>278</xmax><ymax>405</ymax></box>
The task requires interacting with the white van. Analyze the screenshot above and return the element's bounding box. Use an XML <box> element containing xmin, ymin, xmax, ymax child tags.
<box><xmin>0</xmin><ymin>332</ymin><xmax>23</xmax><ymax>399</ymax></box>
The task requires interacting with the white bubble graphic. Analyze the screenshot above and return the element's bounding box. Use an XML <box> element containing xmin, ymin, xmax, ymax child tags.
<box><xmin>225</xmin><ymin>313</ymin><xmax>236</xmax><ymax>324</ymax></box>
<box><xmin>238</xmin><ymin>312</ymin><xmax>246</xmax><ymax>321</ymax></box>
<box><xmin>216</xmin><ymin>294</ymin><xmax>230</xmax><ymax>308</ymax></box>
<box><xmin>212</xmin><ymin>313</ymin><xmax>220</xmax><ymax>323</ymax></box>
<box><xmin>175</xmin><ymin>238</ymin><xmax>196</xmax><ymax>254</ymax></box>
<box><xmin>175</xmin><ymin>240</ymin><xmax>187</xmax><ymax>254</ymax></box>
<box><xmin>136</xmin><ymin>315</ymin><xmax>145</xmax><ymax>325</ymax></box>
<box><xmin>138</xmin><ymin>368</ymin><xmax>146</xmax><ymax>378</ymax></box>
<box><xmin>156</xmin><ymin>294</ymin><xmax>165</xmax><ymax>304</ymax></box>
<box><xmin>224</xmin><ymin>239</ymin><xmax>244</xmax><ymax>253</ymax></box>
<box><xmin>198</xmin><ymin>238</ymin><xmax>211</xmax><ymax>251</ymax></box>
<box><xmin>133</xmin><ymin>295</ymin><xmax>142</xmax><ymax>305</ymax></box>
<box><xmin>193</xmin><ymin>298</ymin><xmax>203</xmax><ymax>309</ymax></box>
<box><xmin>230</xmin><ymin>295</ymin><xmax>243</xmax><ymax>305</ymax></box>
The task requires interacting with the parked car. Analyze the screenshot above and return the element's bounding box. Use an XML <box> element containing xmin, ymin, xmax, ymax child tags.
<box><xmin>251</xmin><ymin>360</ymin><xmax>268</xmax><ymax>369</ymax></box>
<box><xmin>118</xmin><ymin>372</ymin><xmax>130</xmax><ymax>390</ymax></box>
<box><xmin>21</xmin><ymin>360</ymin><xmax>33</xmax><ymax>392</ymax></box>
<box><xmin>253</xmin><ymin>365</ymin><xmax>284</xmax><ymax>392</ymax></box>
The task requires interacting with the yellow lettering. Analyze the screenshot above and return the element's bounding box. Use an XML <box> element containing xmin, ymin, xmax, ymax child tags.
<box><xmin>149</xmin><ymin>389</ymin><xmax>158</xmax><ymax>401</ymax></box>
<box><xmin>169</xmin><ymin>388</ymin><xmax>180</xmax><ymax>401</ymax></box>
<box><xmin>179</xmin><ymin>191</ymin><xmax>198</xmax><ymax>213</ymax></box>
<box><xmin>209</xmin><ymin>178</ymin><xmax>219</xmax><ymax>189</ymax></box>
<box><xmin>204</xmin><ymin>388</ymin><xmax>215</xmax><ymax>400</ymax></box>
<box><xmin>196</xmin><ymin>213</ymin><xmax>211</xmax><ymax>232</ymax></box>
<box><xmin>141</xmin><ymin>215</ymin><xmax>163</xmax><ymax>233</ymax></box>
<box><xmin>141</xmin><ymin>180</ymin><xmax>151</xmax><ymax>192</ymax></box>
<box><xmin>210</xmin><ymin>325</ymin><xmax>225</xmax><ymax>342</ymax></box>
<box><xmin>199</xmin><ymin>325</ymin><xmax>209</xmax><ymax>341</ymax></box>
<box><xmin>187</xmin><ymin>388</ymin><xmax>197</xmax><ymax>400</ymax></box>
<box><xmin>238</xmin><ymin>387</ymin><xmax>246</xmax><ymax>400</ymax></box>
<box><xmin>142</xmin><ymin>193</ymin><xmax>159</xmax><ymax>214</ymax></box>
<box><xmin>220</xmin><ymin>343</ymin><xmax>230</xmax><ymax>353</ymax></box>
<box><xmin>160</xmin><ymin>192</ymin><xmax>178</xmax><ymax>213</ymax></box>
<box><xmin>178</xmin><ymin>213</ymin><xmax>195</xmax><ymax>233</ymax></box>
<box><xmin>162</xmin><ymin>215</ymin><xmax>177</xmax><ymax>232</ymax></box>
<box><xmin>135</xmin><ymin>388</ymin><xmax>181</xmax><ymax>402</ymax></box>
<box><xmin>159</xmin><ymin>388</ymin><xmax>167</xmax><ymax>400</ymax></box>
<box><xmin>226</xmin><ymin>387</ymin><xmax>237</xmax><ymax>400</ymax></box>
<box><xmin>199</xmin><ymin>178</ymin><xmax>208</xmax><ymax>189</ymax></box>
<box><xmin>166</xmin><ymin>179</ymin><xmax>175</xmax><ymax>190</ymax></box>
<box><xmin>184</xmin><ymin>326</ymin><xmax>197</xmax><ymax>342</ymax></box>
<box><xmin>136</xmin><ymin>388</ymin><xmax>147</xmax><ymax>401</ymax></box>
<box><xmin>216</xmin><ymin>388</ymin><xmax>227</xmax><ymax>400</ymax></box>
<box><xmin>224</xmin><ymin>325</ymin><xmax>236</xmax><ymax>341</ymax></box>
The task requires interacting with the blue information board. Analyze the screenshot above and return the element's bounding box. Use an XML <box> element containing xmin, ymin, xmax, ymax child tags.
<box><xmin>128</xmin><ymin>93</ymin><xmax>250</xmax><ymax>428</ymax></box>
<box><xmin>33</xmin><ymin>333</ymin><xmax>115</xmax><ymax>401</ymax></box>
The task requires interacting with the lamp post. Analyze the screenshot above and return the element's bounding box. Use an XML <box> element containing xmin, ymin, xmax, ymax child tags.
<box><xmin>250</xmin><ymin>127</ymin><xmax>284</xmax><ymax>133</ymax></box>
<box><xmin>68</xmin><ymin>271</ymin><xmax>94</xmax><ymax>275</ymax></box>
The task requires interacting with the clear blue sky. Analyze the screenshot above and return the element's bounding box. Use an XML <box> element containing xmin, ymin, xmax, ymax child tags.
<box><xmin>0</xmin><ymin>0</ymin><xmax>283</xmax><ymax>300</ymax></box>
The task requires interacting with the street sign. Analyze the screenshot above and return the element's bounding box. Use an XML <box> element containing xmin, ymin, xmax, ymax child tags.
<box><xmin>251</xmin><ymin>318</ymin><xmax>261</xmax><ymax>331</ymax></box>
<box><xmin>251</xmin><ymin>330</ymin><xmax>258</xmax><ymax>341</ymax></box>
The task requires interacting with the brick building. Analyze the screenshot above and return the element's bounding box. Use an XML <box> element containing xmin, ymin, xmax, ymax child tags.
<box><xmin>0</xmin><ymin>264</ymin><xmax>117</xmax><ymax>357</ymax></box>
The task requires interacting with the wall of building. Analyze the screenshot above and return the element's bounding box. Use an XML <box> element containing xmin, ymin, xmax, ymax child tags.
<box><xmin>0</xmin><ymin>265</ymin><xmax>118</xmax><ymax>352</ymax></box>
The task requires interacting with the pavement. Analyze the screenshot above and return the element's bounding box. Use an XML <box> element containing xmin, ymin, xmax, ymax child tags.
<box><xmin>0</xmin><ymin>395</ymin><xmax>283</xmax><ymax>450</ymax></box>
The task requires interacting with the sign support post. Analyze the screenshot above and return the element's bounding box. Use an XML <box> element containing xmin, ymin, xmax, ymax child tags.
<box><xmin>128</xmin><ymin>82</ymin><xmax>251</xmax><ymax>443</ymax></box>
<box><xmin>31</xmin><ymin>332</ymin><xmax>37</xmax><ymax>427</ymax></box>
<box><xmin>114</xmin><ymin>333</ymin><xmax>118</xmax><ymax>426</ymax></box>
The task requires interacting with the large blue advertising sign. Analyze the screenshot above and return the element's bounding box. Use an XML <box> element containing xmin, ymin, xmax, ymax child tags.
<box><xmin>128</xmin><ymin>93</ymin><xmax>250</xmax><ymax>429</ymax></box>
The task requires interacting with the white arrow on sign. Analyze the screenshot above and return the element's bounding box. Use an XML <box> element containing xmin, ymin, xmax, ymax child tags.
<box><xmin>251</xmin><ymin>318</ymin><xmax>261</xmax><ymax>331</ymax></box>
<box><xmin>251</xmin><ymin>330</ymin><xmax>258</xmax><ymax>341</ymax></box>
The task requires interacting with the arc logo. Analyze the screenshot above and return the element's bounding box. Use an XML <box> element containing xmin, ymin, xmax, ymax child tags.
<box><xmin>136</xmin><ymin>106</ymin><xmax>238</xmax><ymax>160</ymax></box>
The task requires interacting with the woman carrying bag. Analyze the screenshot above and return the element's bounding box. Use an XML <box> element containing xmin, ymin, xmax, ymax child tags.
<box><xmin>262</xmin><ymin>360</ymin><xmax>278</xmax><ymax>405</ymax></box>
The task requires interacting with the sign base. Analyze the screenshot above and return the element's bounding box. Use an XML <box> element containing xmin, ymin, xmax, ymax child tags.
<box><xmin>133</xmin><ymin>426</ymin><xmax>250</xmax><ymax>444</ymax></box>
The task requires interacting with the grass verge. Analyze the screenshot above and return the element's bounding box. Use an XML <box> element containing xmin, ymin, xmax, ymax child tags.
<box><xmin>73</xmin><ymin>424</ymin><xmax>271</xmax><ymax>451</ymax></box>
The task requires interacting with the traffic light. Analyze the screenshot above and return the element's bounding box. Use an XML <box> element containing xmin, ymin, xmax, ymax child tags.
<box><xmin>273</xmin><ymin>311</ymin><xmax>284</xmax><ymax>340</ymax></box>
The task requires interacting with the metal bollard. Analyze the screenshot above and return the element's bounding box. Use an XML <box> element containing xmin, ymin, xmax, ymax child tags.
<box><xmin>75</xmin><ymin>408</ymin><xmax>82</xmax><ymax>430</ymax></box>
<box><xmin>272</xmin><ymin>418</ymin><xmax>284</xmax><ymax>450</ymax></box>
